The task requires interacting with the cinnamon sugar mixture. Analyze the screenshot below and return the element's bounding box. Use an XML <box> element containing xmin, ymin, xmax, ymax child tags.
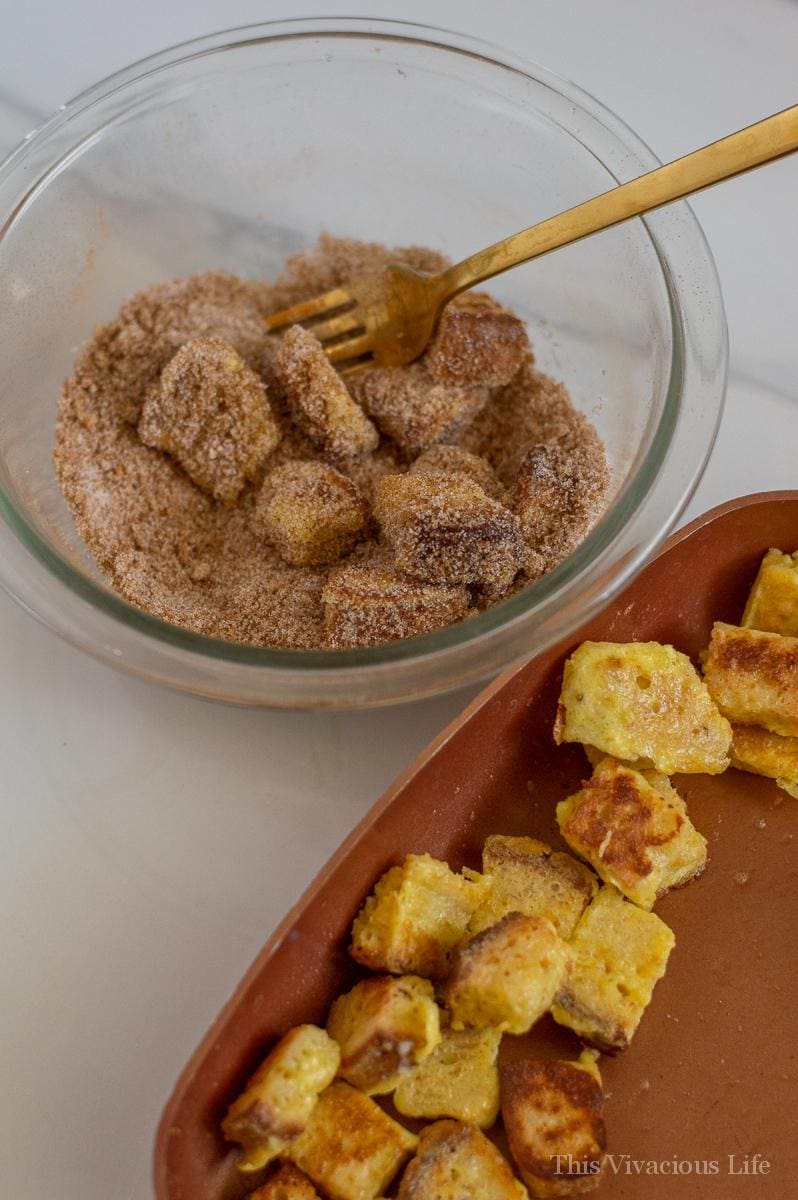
<box><xmin>54</xmin><ymin>235</ymin><xmax>609</xmax><ymax>650</ymax></box>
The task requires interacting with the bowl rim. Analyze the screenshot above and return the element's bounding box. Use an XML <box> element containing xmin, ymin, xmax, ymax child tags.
<box><xmin>0</xmin><ymin>15</ymin><xmax>728</xmax><ymax>698</ymax></box>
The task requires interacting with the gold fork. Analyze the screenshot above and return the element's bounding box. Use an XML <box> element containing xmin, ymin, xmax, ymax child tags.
<box><xmin>266</xmin><ymin>104</ymin><xmax>798</xmax><ymax>373</ymax></box>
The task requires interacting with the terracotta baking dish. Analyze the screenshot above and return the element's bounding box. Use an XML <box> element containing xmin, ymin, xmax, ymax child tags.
<box><xmin>155</xmin><ymin>491</ymin><xmax>798</xmax><ymax>1200</ymax></box>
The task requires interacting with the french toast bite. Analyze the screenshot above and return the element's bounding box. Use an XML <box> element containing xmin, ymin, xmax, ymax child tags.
<box><xmin>729</xmin><ymin>723</ymin><xmax>798</xmax><ymax>797</ymax></box>
<box><xmin>501</xmin><ymin>1051</ymin><xmax>606</xmax><ymax>1197</ymax></box>
<box><xmin>349</xmin><ymin>854</ymin><xmax>488</xmax><ymax>980</ymax></box>
<box><xmin>326</xmin><ymin>975</ymin><xmax>440</xmax><ymax>1094</ymax></box>
<box><xmin>444</xmin><ymin>912</ymin><xmax>570</xmax><ymax>1035</ymax></box>
<box><xmin>425</xmin><ymin>291</ymin><xmax>530</xmax><ymax>388</ymax></box>
<box><xmin>397</xmin><ymin>1119</ymin><xmax>529</xmax><ymax>1200</ymax></box>
<box><xmin>253</xmin><ymin>461</ymin><xmax>368</xmax><ymax>566</ymax></box>
<box><xmin>554</xmin><ymin>640</ymin><xmax>732</xmax><ymax>774</ymax></box>
<box><xmin>556</xmin><ymin>758</ymin><xmax>707</xmax><ymax>909</ymax></box>
<box><xmin>742</xmin><ymin>548</ymin><xmax>798</xmax><ymax>637</ymax></box>
<box><xmin>322</xmin><ymin>565</ymin><xmax>472</xmax><ymax>649</ymax></box>
<box><xmin>702</xmin><ymin>621</ymin><xmax>798</xmax><ymax>738</ymax></box>
<box><xmin>409</xmin><ymin>443</ymin><xmax>506</xmax><ymax>500</ymax></box>
<box><xmin>514</xmin><ymin>443</ymin><xmax>604</xmax><ymax>579</ymax></box>
<box><xmin>223</xmin><ymin>1025</ymin><xmax>340</xmax><ymax>1171</ymax></box>
<box><xmin>469</xmin><ymin>835</ymin><xmax>598</xmax><ymax>939</ymax></box>
<box><xmin>393</xmin><ymin>1024</ymin><xmax>502</xmax><ymax>1128</ymax></box>
<box><xmin>249</xmin><ymin>1164</ymin><xmax>321</xmax><ymax>1199</ymax></box>
<box><xmin>550</xmin><ymin>885</ymin><xmax>674</xmax><ymax>1052</ymax></box>
<box><xmin>286</xmin><ymin>1082</ymin><xmax>417</xmax><ymax>1200</ymax></box>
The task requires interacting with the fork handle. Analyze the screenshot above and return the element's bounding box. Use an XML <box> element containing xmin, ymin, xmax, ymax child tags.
<box><xmin>438</xmin><ymin>103</ymin><xmax>798</xmax><ymax>296</ymax></box>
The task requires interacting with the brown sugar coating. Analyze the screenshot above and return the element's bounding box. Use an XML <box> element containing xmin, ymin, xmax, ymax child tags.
<box><xmin>54</xmin><ymin>235</ymin><xmax>610</xmax><ymax>650</ymax></box>
<box><xmin>274</xmin><ymin>325</ymin><xmax>378</xmax><ymax>463</ymax></box>
<box><xmin>515</xmin><ymin>441</ymin><xmax>606</xmax><ymax>578</ymax></box>
<box><xmin>323</xmin><ymin>564</ymin><xmax>473</xmax><ymax>649</ymax></box>
<box><xmin>375</xmin><ymin>472</ymin><xmax>524</xmax><ymax>596</ymax></box>
<box><xmin>426</xmin><ymin>291</ymin><xmax>530</xmax><ymax>388</ymax></box>
<box><xmin>138</xmin><ymin>336</ymin><xmax>281</xmax><ymax>505</ymax></box>
<box><xmin>253</xmin><ymin>461</ymin><xmax>368</xmax><ymax>567</ymax></box>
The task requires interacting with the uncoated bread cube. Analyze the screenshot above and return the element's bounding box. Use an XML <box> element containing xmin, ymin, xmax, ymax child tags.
<box><xmin>374</xmin><ymin>472</ymin><xmax>523</xmax><ymax>596</ymax></box>
<box><xmin>274</xmin><ymin>325</ymin><xmax>378</xmax><ymax>463</ymax></box>
<box><xmin>222</xmin><ymin>1025</ymin><xmax>340</xmax><ymax>1171</ymax></box>
<box><xmin>286</xmin><ymin>1082</ymin><xmax>417</xmax><ymax>1200</ymax></box>
<box><xmin>729</xmin><ymin>723</ymin><xmax>798</xmax><ymax>798</ymax></box>
<box><xmin>444</xmin><ymin>912</ymin><xmax>570</xmax><ymax>1035</ymax></box>
<box><xmin>501</xmin><ymin>1051</ymin><xmax>606</xmax><ymax>1198</ymax></box>
<box><xmin>469</xmin><ymin>835</ymin><xmax>598</xmax><ymax>939</ymax></box>
<box><xmin>554</xmin><ymin>640</ymin><xmax>732</xmax><ymax>774</ymax></box>
<box><xmin>742</xmin><ymin>548</ymin><xmax>798</xmax><ymax>637</ymax></box>
<box><xmin>326</xmin><ymin>975</ymin><xmax>440</xmax><ymax>1094</ymax></box>
<box><xmin>393</xmin><ymin>1024</ymin><xmax>502</xmax><ymax>1128</ymax></box>
<box><xmin>703</xmin><ymin>621</ymin><xmax>798</xmax><ymax>738</ymax></box>
<box><xmin>514</xmin><ymin>443</ymin><xmax>603</xmax><ymax>578</ymax></box>
<box><xmin>550</xmin><ymin>885</ymin><xmax>675</xmax><ymax>1052</ymax></box>
<box><xmin>556</xmin><ymin>758</ymin><xmax>707</xmax><ymax>910</ymax></box>
<box><xmin>425</xmin><ymin>291</ymin><xmax>530</xmax><ymax>388</ymax></box>
<box><xmin>322</xmin><ymin>565</ymin><xmax>472</xmax><ymax>648</ymax></box>
<box><xmin>138</xmin><ymin>335</ymin><xmax>281</xmax><ymax>504</ymax></box>
<box><xmin>349</xmin><ymin>853</ymin><xmax>489</xmax><ymax>980</ymax></box>
<box><xmin>253</xmin><ymin>461</ymin><xmax>368</xmax><ymax>566</ymax></box>
<box><xmin>397</xmin><ymin>1119</ymin><xmax>528</xmax><ymax>1200</ymax></box>
<box><xmin>349</xmin><ymin>362</ymin><xmax>489</xmax><ymax>459</ymax></box>
<box><xmin>250</xmin><ymin>1164</ymin><xmax>321</xmax><ymax>1199</ymax></box>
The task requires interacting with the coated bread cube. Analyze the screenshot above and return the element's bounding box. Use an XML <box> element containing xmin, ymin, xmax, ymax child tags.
<box><xmin>550</xmin><ymin>885</ymin><xmax>675</xmax><ymax>1052</ymax></box>
<box><xmin>514</xmin><ymin>443</ymin><xmax>603</xmax><ymax>578</ymax></box>
<box><xmin>374</xmin><ymin>472</ymin><xmax>523</xmax><ymax>596</ymax></box>
<box><xmin>138</xmin><ymin>335</ymin><xmax>281</xmax><ymax>504</ymax></box>
<box><xmin>501</xmin><ymin>1052</ymin><xmax>606</xmax><ymax>1197</ymax></box>
<box><xmin>397</xmin><ymin>1119</ymin><xmax>528</xmax><ymax>1200</ymax></box>
<box><xmin>286</xmin><ymin>1082</ymin><xmax>417</xmax><ymax>1200</ymax></box>
<box><xmin>223</xmin><ymin>1025</ymin><xmax>340</xmax><ymax>1170</ymax></box>
<box><xmin>444</xmin><ymin>912</ymin><xmax>570</xmax><ymax>1035</ymax></box>
<box><xmin>250</xmin><ymin>1164</ymin><xmax>321</xmax><ymax>1199</ymax></box>
<box><xmin>349</xmin><ymin>362</ymin><xmax>488</xmax><ymax>459</ymax></box>
<box><xmin>425</xmin><ymin>291</ymin><xmax>530</xmax><ymax>388</ymax></box>
<box><xmin>742</xmin><ymin>548</ymin><xmax>798</xmax><ymax>637</ymax></box>
<box><xmin>703</xmin><ymin>621</ymin><xmax>798</xmax><ymax>738</ymax></box>
<box><xmin>350</xmin><ymin>854</ymin><xmax>489</xmax><ymax>980</ymax></box>
<box><xmin>322</xmin><ymin>565</ymin><xmax>472</xmax><ymax>649</ymax></box>
<box><xmin>554</xmin><ymin>641</ymin><xmax>732</xmax><ymax>774</ymax></box>
<box><xmin>274</xmin><ymin>325</ymin><xmax>378</xmax><ymax>463</ymax></box>
<box><xmin>730</xmin><ymin>723</ymin><xmax>798</xmax><ymax>798</ymax></box>
<box><xmin>326</xmin><ymin>975</ymin><xmax>440</xmax><ymax>1094</ymax></box>
<box><xmin>253</xmin><ymin>461</ymin><xmax>368</xmax><ymax>566</ymax></box>
<box><xmin>393</xmin><ymin>1024</ymin><xmax>502</xmax><ymax>1128</ymax></box>
<box><xmin>556</xmin><ymin>758</ymin><xmax>707</xmax><ymax>909</ymax></box>
<box><xmin>410</xmin><ymin>444</ymin><xmax>505</xmax><ymax>500</ymax></box>
<box><xmin>469</xmin><ymin>835</ymin><xmax>598</xmax><ymax>939</ymax></box>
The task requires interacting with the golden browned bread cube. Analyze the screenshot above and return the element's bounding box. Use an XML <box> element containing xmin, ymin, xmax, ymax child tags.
<box><xmin>444</xmin><ymin>912</ymin><xmax>570</xmax><ymax>1035</ymax></box>
<box><xmin>322</xmin><ymin>565</ymin><xmax>472</xmax><ymax>649</ymax></box>
<box><xmin>286</xmin><ymin>1082</ymin><xmax>417</xmax><ymax>1200</ymax></box>
<box><xmin>410</xmin><ymin>444</ymin><xmax>505</xmax><ymax>500</ymax></box>
<box><xmin>730</xmin><ymin>723</ymin><xmax>798</xmax><ymax>798</ymax></box>
<box><xmin>326</xmin><ymin>975</ymin><xmax>440</xmax><ymax>1094</ymax></box>
<box><xmin>393</xmin><ymin>1024</ymin><xmax>501</xmax><ymax>1128</ymax></box>
<box><xmin>397</xmin><ymin>1119</ymin><xmax>528</xmax><ymax>1200</ymax></box>
<box><xmin>138</xmin><ymin>335</ymin><xmax>281</xmax><ymax>504</ymax></box>
<box><xmin>349</xmin><ymin>362</ymin><xmax>488</xmax><ymax>460</ymax></box>
<box><xmin>223</xmin><ymin>1025</ymin><xmax>340</xmax><ymax>1170</ymax></box>
<box><xmin>253</xmin><ymin>461</ymin><xmax>368</xmax><ymax>566</ymax></box>
<box><xmin>374</xmin><ymin>472</ymin><xmax>523</xmax><ymax>596</ymax></box>
<box><xmin>501</xmin><ymin>1051</ymin><xmax>606</xmax><ymax>1197</ymax></box>
<box><xmin>556</xmin><ymin>758</ymin><xmax>707</xmax><ymax>909</ymax></box>
<box><xmin>554</xmin><ymin>641</ymin><xmax>732</xmax><ymax>774</ymax></box>
<box><xmin>469</xmin><ymin>835</ymin><xmax>598</xmax><ymax>939</ymax></box>
<box><xmin>425</xmin><ymin>291</ymin><xmax>530</xmax><ymax>388</ymax></box>
<box><xmin>274</xmin><ymin>325</ymin><xmax>378</xmax><ymax>463</ymax></box>
<box><xmin>250</xmin><ymin>1164</ymin><xmax>321</xmax><ymax>1199</ymax></box>
<box><xmin>350</xmin><ymin>854</ymin><xmax>489</xmax><ymax>980</ymax></box>
<box><xmin>703</xmin><ymin>621</ymin><xmax>798</xmax><ymax>738</ymax></box>
<box><xmin>742</xmin><ymin>548</ymin><xmax>798</xmax><ymax>637</ymax></box>
<box><xmin>550</xmin><ymin>885</ymin><xmax>674</xmax><ymax>1051</ymax></box>
<box><xmin>514</xmin><ymin>443</ymin><xmax>605</xmax><ymax>579</ymax></box>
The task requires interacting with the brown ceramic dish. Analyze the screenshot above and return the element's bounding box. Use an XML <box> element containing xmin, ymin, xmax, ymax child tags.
<box><xmin>155</xmin><ymin>491</ymin><xmax>798</xmax><ymax>1200</ymax></box>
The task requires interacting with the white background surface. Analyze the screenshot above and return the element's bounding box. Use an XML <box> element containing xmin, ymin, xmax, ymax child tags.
<box><xmin>1</xmin><ymin>3</ymin><xmax>796</xmax><ymax>1197</ymax></box>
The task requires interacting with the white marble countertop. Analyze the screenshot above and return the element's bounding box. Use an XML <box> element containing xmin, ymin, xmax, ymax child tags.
<box><xmin>1</xmin><ymin>2</ymin><xmax>796</xmax><ymax>1196</ymax></box>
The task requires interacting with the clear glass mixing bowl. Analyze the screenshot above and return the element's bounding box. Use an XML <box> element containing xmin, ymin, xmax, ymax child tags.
<box><xmin>0</xmin><ymin>18</ymin><xmax>726</xmax><ymax>707</ymax></box>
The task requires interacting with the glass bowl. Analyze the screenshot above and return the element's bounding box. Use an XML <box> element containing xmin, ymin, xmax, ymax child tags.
<box><xmin>0</xmin><ymin>17</ymin><xmax>727</xmax><ymax>708</ymax></box>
